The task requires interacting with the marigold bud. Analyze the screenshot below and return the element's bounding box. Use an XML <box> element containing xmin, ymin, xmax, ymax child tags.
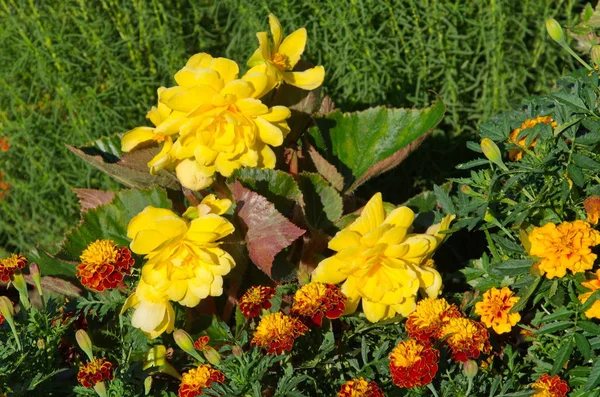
<box><xmin>592</xmin><ymin>45</ymin><xmax>600</xmax><ymax>67</ymax></box>
<box><xmin>93</xmin><ymin>381</ymin><xmax>108</xmax><ymax>397</ymax></box>
<box><xmin>144</xmin><ymin>376</ymin><xmax>153</xmax><ymax>395</ymax></box>
<box><xmin>173</xmin><ymin>329</ymin><xmax>203</xmax><ymax>362</ymax></box>
<box><xmin>37</xmin><ymin>338</ymin><xmax>46</xmax><ymax>350</ymax></box>
<box><xmin>463</xmin><ymin>360</ymin><xmax>478</xmax><ymax>378</ymax></box>
<box><xmin>545</xmin><ymin>18</ymin><xmax>565</xmax><ymax>43</ymax></box>
<box><xmin>0</xmin><ymin>296</ymin><xmax>14</xmax><ymax>320</ymax></box>
<box><xmin>232</xmin><ymin>344</ymin><xmax>243</xmax><ymax>357</ymax></box>
<box><xmin>29</xmin><ymin>263</ymin><xmax>43</xmax><ymax>297</ymax></box>
<box><xmin>76</xmin><ymin>329</ymin><xmax>94</xmax><ymax>361</ymax></box>
<box><xmin>481</xmin><ymin>138</ymin><xmax>508</xmax><ymax>171</ymax></box>
<box><xmin>12</xmin><ymin>273</ymin><xmax>30</xmax><ymax>310</ymax></box>
<box><xmin>203</xmin><ymin>346</ymin><xmax>221</xmax><ymax>366</ymax></box>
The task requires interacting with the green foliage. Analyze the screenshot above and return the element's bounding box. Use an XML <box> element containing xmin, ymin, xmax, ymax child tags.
<box><xmin>0</xmin><ymin>0</ymin><xmax>581</xmax><ymax>253</ymax></box>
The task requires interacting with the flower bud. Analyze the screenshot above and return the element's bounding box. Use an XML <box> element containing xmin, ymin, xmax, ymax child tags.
<box><xmin>545</xmin><ymin>18</ymin><xmax>565</xmax><ymax>43</ymax></box>
<box><xmin>463</xmin><ymin>359</ymin><xmax>478</xmax><ymax>378</ymax></box>
<box><xmin>11</xmin><ymin>273</ymin><xmax>30</xmax><ymax>310</ymax></box>
<box><xmin>592</xmin><ymin>45</ymin><xmax>600</xmax><ymax>67</ymax></box>
<box><xmin>37</xmin><ymin>338</ymin><xmax>46</xmax><ymax>350</ymax></box>
<box><xmin>481</xmin><ymin>138</ymin><xmax>508</xmax><ymax>171</ymax></box>
<box><xmin>144</xmin><ymin>376</ymin><xmax>153</xmax><ymax>395</ymax></box>
<box><xmin>0</xmin><ymin>296</ymin><xmax>14</xmax><ymax>320</ymax></box>
<box><xmin>29</xmin><ymin>263</ymin><xmax>44</xmax><ymax>298</ymax></box>
<box><xmin>173</xmin><ymin>329</ymin><xmax>203</xmax><ymax>361</ymax></box>
<box><xmin>232</xmin><ymin>344</ymin><xmax>244</xmax><ymax>357</ymax></box>
<box><xmin>203</xmin><ymin>345</ymin><xmax>221</xmax><ymax>365</ymax></box>
<box><xmin>76</xmin><ymin>329</ymin><xmax>94</xmax><ymax>361</ymax></box>
<box><xmin>143</xmin><ymin>345</ymin><xmax>181</xmax><ymax>380</ymax></box>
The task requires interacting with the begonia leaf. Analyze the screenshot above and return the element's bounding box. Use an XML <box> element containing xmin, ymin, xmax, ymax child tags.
<box><xmin>297</xmin><ymin>172</ymin><xmax>343</xmax><ymax>230</ymax></box>
<box><xmin>73</xmin><ymin>188</ymin><xmax>116</xmax><ymax>212</ymax></box>
<box><xmin>229</xmin><ymin>181</ymin><xmax>305</xmax><ymax>280</ymax></box>
<box><xmin>231</xmin><ymin>168</ymin><xmax>301</xmax><ymax>214</ymax></box>
<box><xmin>308</xmin><ymin>99</ymin><xmax>445</xmax><ymax>193</ymax></box>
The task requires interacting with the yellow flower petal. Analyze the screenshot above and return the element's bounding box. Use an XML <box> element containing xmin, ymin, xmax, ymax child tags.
<box><xmin>187</xmin><ymin>214</ymin><xmax>235</xmax><ymax>241</ymax></box>
<box><xmin>236</xmin><ymin>98</ymin><xmax>269</xmax><ymax>117</ymax></box>
<box><xmin>176</xmin><ymin>159</ymin><xmax>214</xmax><ymax>191</ymax></box>
<box><xmin>277</xmin><ymin>27</ymin><xmax>307</xmax><ymax>69</ymax></box>
<box><xmin>341</xmin><ymin>277</ymin><xmax>361</xmax><ymax>315</ymax></box>
<box><xmin>362</xmin><ymin>299</ymin><xmax>392</xmax><ymax>323</ymax></box>
<box><xmin>242</xmin><ymin>71</ymin><xmax>270</xmax><ymax>99</ymax></box>
<box><xmin>260</xmin><ymin>106</ymin><xmax>291</xmax><ymax>123</ymax></box>
<box><xmin>148</xmin><ymin>136</ymin><xmax>173</xmax><ymax>174</ymax></box>
<box><xmin>121</xmin><ymin>127</ymin><xmax>155</xmax><ymax>152</ymax></box>
<box><xmin>161</xmin><ymin>85</ymin><xmax>217</xmax><ymax>113</ymax></box>
<box><xmin>256</xmin><ymin>32</ymin><xmax>271</xmax><ymax>62</ymax></box>
<box><xmin>200</xmin><ymin>194</ymin><xmax>231</xmax><ymax>215</ymax></box>
<box><xmin>185</xmin><ymin>53</ymin><xmax>214</xmax><ymax>69</ymax></box>
<box><xmin>268</xmin><ymin>14</ymin><xmax>283</xmax><ymax>50</ymax></box>
<box><xmin>258</xmin><ymin>144</ymin><xmax>276</xmax><ymax>169</ymax></box>
<box><xmin>282</xmin><ymin>66</ymin><xmax>325</xmax><ymax>90</ymax></box>
<box><xmin>348</xmin><ymin>193</ymin><xmax>386</xmax><ymax>235</ymax></box>
<box><xmin>255</xmin><ymin>117</ymin><xmax>284</xmax><ymax>146</ymax></box>
<box><xmin>312</xmin><ymin>256</ymin><xmax>347</xmax><ymax>284</ymax></box>
<box><xmin>220</xmin><ymin>79</ymin><xmax>253</xmax><ymax>99</ymax></box>
<box><xmin>247</xmin><ymin>47</ymin><xmax>265</xmax><ymax>68</ymax></box>
<box><xmin>329</xmin><ymin>230</ymin><xmax>362</xmax><ymax>252</ymax></box>
<box><xmin>210</xmin><ymin>57</ymin><xmax>239</xmax><ymax>83</ymax></box>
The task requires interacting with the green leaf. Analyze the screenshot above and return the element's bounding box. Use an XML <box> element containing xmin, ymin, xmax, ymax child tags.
<box><xmin>585</xmin><ymin>359</ymin><xmax>600</xmax><ymax>391</ymax></box>
<box><xmin>490</xmin><ymin>259</ymin><xmax>533</xmax><ymax>277</ymax></box>
<box><xmin>30</xmin><ymin>187</ymin><xmax>171</xmax><ymax>277</ymax></box>
<box><xmin>574</xmin><ymin>332</ymin><xmax>591</xmax><ymax>361</ymax></box>
<box><xmin>552</xmin><ymin>91</ymin><xmax>591</xmax><ymax>114</ymax></box>
<box><xmin>579</xmin><ymin>320</ymin><xmax>600</xmax><ymax>335</ymax></box>
<box><xmin>551</xmin><ymin>338</ymin><xmax>574</xmax><ymax>375</ymax></box>
<box><xmin>510</xmin><ymin>276</ymin><xmax>541</xmax><ymax>313</ymax></box>
<box><xmin>232</xmin><ymin>168</ymin><xmax>301</xmax><ymax>214</ymax></box>
<box><xmin>581</xmin><ymin>289</ymin><xmax>600</xmax><ymax>313</ymax></box>
<box><xmin>308</xmin><ymin>100</ymin><xmax>445</xmax><ymax>193</ymax></box>
<box><xmin>573</xmin><ymin>153</ymin><xmax>600</xmax><ymax>170</ymax></box>
<box><xmin>297</xmin><ymin>172</ymin><xmax>343</xmax><ymax>230</ymax></box>
<box><xmin>536</xmin><ymin>321</ymin><xmax>574</xmax><ymax>335</ymax></box>
<box><xmin>68</xmin><ymin>134</ymin><xmax>180</xmax><ymax>190</ymax></box>
<box><xmin>568</xmin><ymin>164</ymin><xmax>586</xmax><ymax>187</ymax></box>
<box><xmin>403</xmin><ymin>182</ymin><xmax>452</xmax><ymax>213</ymax></box>
<box><xmin>306</xmin><ymin>144</ymin><xmax>344</xmax><ymax>191</ymax></box>
<box><xmin>433</xmin><ymin>184</ymin><xmax>456</xmax><ymax>214</ymax></box>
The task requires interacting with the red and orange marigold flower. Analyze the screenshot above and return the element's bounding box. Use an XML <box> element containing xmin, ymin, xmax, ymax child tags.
<box><xmin>389</xmin><ymin>339</ymin><xmax>439</xmax><ymax>388</ymax></box>
<box><xmin>239</xmin><ymin>286</ymin><xmax>276</xmax><ymax>318</ymax></box>
<box><xmin>194</xmin><ymin>336</ymin><xmax>211</xmax><ymax>351</ymax></box>
<box><xmin>251</xmin><ymin>312</ymin><xmax>308</xmax><ymax>354</ymax></box>
<box><xmin>338</xmin><ymin>377</ymin><xmax>384</xmax><ymax>397</ymax></box>
<box><xmin>77</xmin><ymin>357</ymin><xmax>115</xmax><ymax>388</ymax></box>
<box><xmin>290</xmin><ymin>282</ymin><xmax>345</xmax><ymax>326</ymax></box>
<box><xmin>77</xmin><ymin>240</ymin><xmax>134</xmax><ymax>292</ymax></box>
<box><xmin>475</xmin><ymin>287</ymin><xmax>520</xmax><ymax>334</ymax></box>
<box><xmin>440</xmin><ymin>317</ymin><xmax>491</xmax><ymax>362</ymax></box>
<box><xmin>531</xmin><ymin>374</ymin><xmax>569</xmax><ymax>397</ymax></box>
<box><xmin>178</xmin><ymin>364</ymin><xmax>225</xmax><ymax>397</ymax></box>
<box><xmin>0</xmin><ymin>254</ymin><xmax>27</xmax><ymax>283</ymax></box>
<box><xmin>405</xmin><ymin>297</ymin><xmax>461</xmax><ymax>344</ymax></box>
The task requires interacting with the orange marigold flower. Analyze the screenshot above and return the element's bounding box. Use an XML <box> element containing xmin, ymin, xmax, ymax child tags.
<box><xmin>475</xmin><ymin>287</ymin><xmax>520</xmax><ymax>334</ymax></box>
<box><xmin>76</xmin><ymin>240</ymin><xmax>134</xmax><ymax>292</ymax></box>
<box><xmin>338</xmin><ymin>377</ymin><xmax>384</xmax><ymax>397</ymax></box>
<box><xmin>579</xmin><ymin>269</ymin><xmax>600</xmax><ymax>319</ymax></box>
<box><xmin>531</xmin><ymin>374</ymin><xmax>569</xmax><ymax>397</ymax></box>
<box><xmin>0</xmin><ymin>137</ymin><xmax>10</xmax><ymax>152</ymax></box>
<box><xmin>251</xmin><ymin>312</ymin><xmax>308</xmax><ymax>354</ymax></box>
<box><xmin>77</xmin><ymin>357</ymin><xmax>115</xmax><ymax>388</ymax></box>
<box><xmin>528</xmin><ymin>220</ymin><xmax>600</xmax><ymax>279</ymax></box>
<box><xmin>194</xmin><ymin>335</ymin><xmax>211</xmax><ymax>351</ymax></box>
<box><xmin>389</xmin><ymin>339</ymin><xmax>439</xmax><ymax>388</ymax></box>
<box><xmin>584</xmin><ymin>196</ymin><xmax>600</xmax><ymax>225</ymax></box>
<box><xmin>178</xmin><ymin>364</ymin><xmax>225</xmax><ymax>397</ymax></box>
<box><xmin>0</xmin><ymin>254</ymin><xmax>27</xmax><ymax>283</ymax></box>
<box><xmin>239</xmin><ymin>286</ymin><xmax>276</xmax><ymax>318</ymax></box>
<box><xmin>290</xmin><ymin>282</ymin><xmax>346</xmax><ymax>326</ymax></box>
<box><xmin>440</xmin><ymin>317</ymin><xmax>491</xmax><ymax>362</ymax></box>
<box><xmin>405</xmin><ymin>297</ymin><xmax>461</xmax><ymax>344</ymax></box>
<box><xmin>508</xmin><ymin>116</ymin><xmax>556</xmax><ymax>161</ymax></box>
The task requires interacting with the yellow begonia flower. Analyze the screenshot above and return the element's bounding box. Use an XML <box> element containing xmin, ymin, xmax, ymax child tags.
<box><xmin>122</xmin><ymin>195</ymin><xmax>235</xmax><ymax>338</ymax></box>
<box><xmin>121</xmin><ymin>87</ymin><xmax>186</xmax><ymax>174</ymax></box>
<box><xmin>312</xmin><ymin>193</ymin><xmax>453</xmax><ymax>323</ymax></box>
<box><xmin>162</xmin><ymin>53</ymin><xmax>291</xmax><ymax>190</ymax></box>
<box><xmin>247</xmin><ymin>14</ymin><xmax>325</xmax><ymax>92</ymax></box>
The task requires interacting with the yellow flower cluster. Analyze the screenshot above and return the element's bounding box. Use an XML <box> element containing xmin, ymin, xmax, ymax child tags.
<box><xmin>121</xmin><ymin>14</ymin><xmax>324</xmax><ymax>191</ymax></box>
<box><xmin>122</xmin><ymin>195</ymin><xmax>235</xmax><ymax>338</ymax></box>
<box><xmin>312</xmin><ymin>193</ymin><xmax>454</xmax><ymax>322</ymax></box>
<box><xmin>528</xmin><ymin>220</ymin><xmax>600</xmax><ymax>279</ymax></box>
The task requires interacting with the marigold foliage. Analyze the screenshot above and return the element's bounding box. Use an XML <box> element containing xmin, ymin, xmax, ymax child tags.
<box><xmin>528</xmin><ymin>220</ymin><xmax>600</xmax><ymax>279</ymax></box>
<box><xmin>238</xmin><ymin>286</ymin><xmax>276</xmax><ymax>318</ymax></box>
<box><xmin>475</xmin><ymin>287</ymin><xmax>520</xmax><ymax>334</ymax></box>
<box><xmin>77</xmin><ymin>357</ymin><xmax>115</xmax><ymax>388</ymax></box>
<box><xmin>405</xmin><ymin>297</ymin><xmax>461</xmax><ymax>344</ymax></box>
<box><xmin>122</xmin><ymin>195</ymin><xmax>235</xmax><ymax>338</ymax></box>
<box><xmin>312</xmin><ymin>192</ymin><xmax>453</xmax><ymax>322</ymax></box>
<box><xmin>531</xmin><ymin>374</ymin><xmax>569</xmax><ymax>397</ymax></box>
<box><xmin>290</xmin><ymin>282</ymin><xmax>345</xmax><ymax>326</ymax></box>
<box><xmin>251</xmin><ymin>312</ymin><xmax>308</xmax><ymax>354</ymax></box>
<box><xmin>77</xmin><ymin>240</ymin><xmax>134</xmax><ymax>292</ymax></box>
<box><xmin>389</xmin><ymin>339</ymin><xmax>439</xmax><ymax>388</ymax></box>
<box><xmin>178</xmin><ymin>364</ymin><xmax>225</xmax><ymax>397</ymax></box>
<box><xmin>337</xmin><ymin>377</ymin><xmax>384</xmax><ymax>397</ymax></box>
<box><xmin>0</xmin><ymin>254</ymin><xmax>26</xmax><ymax>283</ymax></box>
<box><xmin>440</xmin><ymin>317</ymin><xmax>491</xmax><ymax>362</ymax></box>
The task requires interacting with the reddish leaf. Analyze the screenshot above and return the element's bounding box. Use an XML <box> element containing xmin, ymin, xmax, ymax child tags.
<box><xmin>24</xmin><ymin>274</ymin><xmax>82</xmax><ymax>297</ymax></box>
<box><xmin>317</xmin><ymin>96</ymin><xmax>336</xmax><ymax>115</ymax></box>
<box><xmin>73</xmin><ymin>188</ymin><xmax>115</xmax><ymax>212</ymax></box>
<box><xmin>306</xmin><ymin>144</ymin><xmax>344</xmax><ymax>191</ymax></box>
<box><xmin>229</xmin><ymin>181</ymin><xmax>305</xmax><ymax>279</ymax></box>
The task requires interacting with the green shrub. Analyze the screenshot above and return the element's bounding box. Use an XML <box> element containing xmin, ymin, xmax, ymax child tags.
<box><xmin>0</xmin><ymin>0</ymin><xmax>581</xmax><ymax>252</ymax></box>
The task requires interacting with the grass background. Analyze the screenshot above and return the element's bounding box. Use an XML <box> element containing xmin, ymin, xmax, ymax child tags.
<box><xmin>0</xmin><ymin>0</ymin><xmax>582</xmax><ymax>253</ymax></box>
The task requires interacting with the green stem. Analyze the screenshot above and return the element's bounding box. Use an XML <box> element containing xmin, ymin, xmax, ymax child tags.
<box><xmin>426</xmin><ymin>383</ymin><xmax>440</xmax><ymax>397</ymax></box>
